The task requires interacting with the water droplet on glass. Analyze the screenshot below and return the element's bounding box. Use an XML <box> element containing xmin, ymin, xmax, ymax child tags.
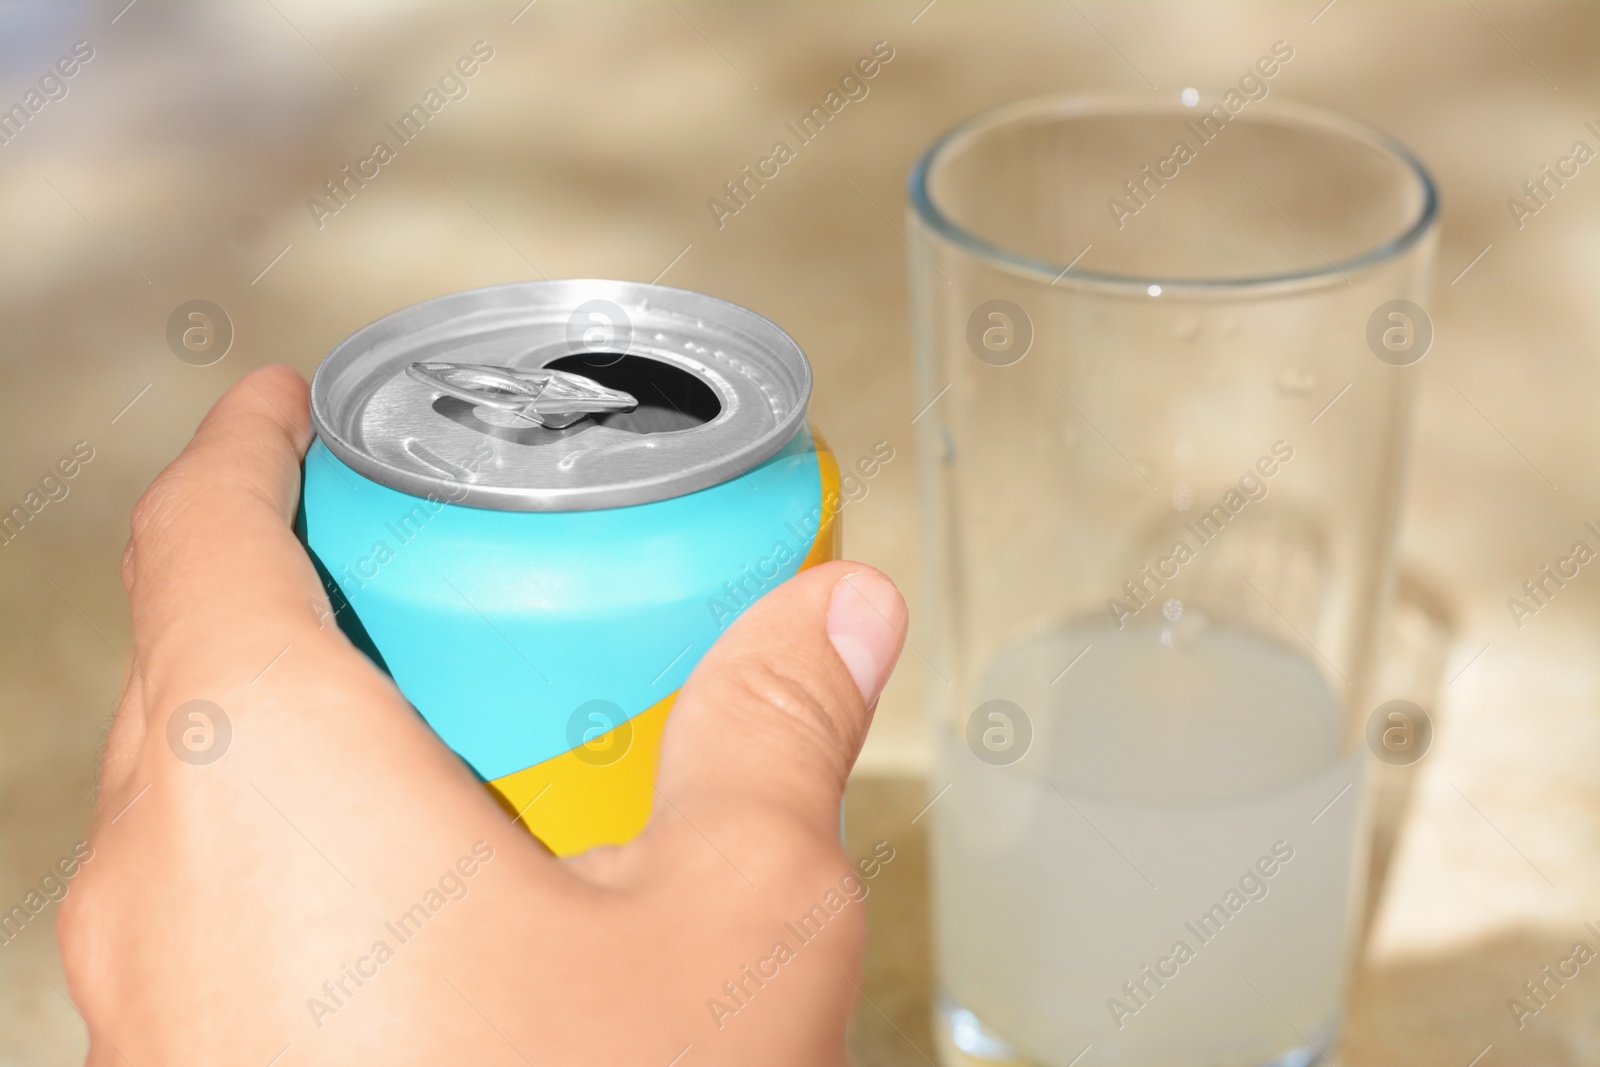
<box><xmin>1274</xmin><ymin>367</ymin><xmax>1318</xmax><ymax>397</ymax></box>
<box><xmin>1161</xmin><ymin>602</ymin><xmax>1207</xmax><ymax>650</ymax></box>
<box><xmin>1181</xmin><ymin>87</ymin><xmax>1200</xmax><ymax>108</ymax></box>
<box><xmin>1147</xmin><ymin>284</ymin><xmax>1163</xmax><ymax>297</ymax></box>
<box><xmin>1160</xmin><ymin>603</ymin><xmax>1182</xmax><ymax>648</ymax></box>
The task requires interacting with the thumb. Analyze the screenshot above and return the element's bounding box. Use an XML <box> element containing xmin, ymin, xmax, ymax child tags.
<box><xmin>649</xmin><ymin>561</ymin><xmax>907</xmax><ymax>850</ymax></box>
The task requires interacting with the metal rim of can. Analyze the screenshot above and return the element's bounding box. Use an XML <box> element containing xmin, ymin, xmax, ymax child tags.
<box><xmin>308</xmin><ymin>280</ymin><xmax>814</xmax><ymax>511</ymax></box>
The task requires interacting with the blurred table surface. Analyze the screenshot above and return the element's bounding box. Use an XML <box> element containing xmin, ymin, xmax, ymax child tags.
<box><xmin>2</xmin><ymin>1</ymin><xmax>1598</xmax><ymax>1063</ymax></box>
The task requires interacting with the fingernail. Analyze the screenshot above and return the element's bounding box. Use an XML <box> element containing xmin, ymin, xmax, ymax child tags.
<box><xmin>826</xmin><ymin>571</ymin><xmax>906</xmax><ymax>705</ymax></box>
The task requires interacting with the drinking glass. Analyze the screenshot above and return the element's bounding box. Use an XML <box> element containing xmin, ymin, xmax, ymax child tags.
<box><xmin>907</xmin><ymin>93</ymin><xmax>1437</xmax><ymax>1067</ymax></box>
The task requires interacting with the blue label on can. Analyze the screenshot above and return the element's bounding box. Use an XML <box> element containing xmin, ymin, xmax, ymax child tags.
<box><xmin>300</xmin><ymin>429</ymin><xmax>825</xmax><ymax>781</ymax></box>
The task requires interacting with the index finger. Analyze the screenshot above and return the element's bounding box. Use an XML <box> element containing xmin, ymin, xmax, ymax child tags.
<box><xmin>124</xmin><ymin>365</ymin><xmax>340</xmax><ymax>705</ymax></box>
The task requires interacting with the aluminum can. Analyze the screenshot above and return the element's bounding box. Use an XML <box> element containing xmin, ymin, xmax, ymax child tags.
<box><xmin>299</xmin><ymin>280</ymin><xmax>839</xmax><ymax>856</ymax></box>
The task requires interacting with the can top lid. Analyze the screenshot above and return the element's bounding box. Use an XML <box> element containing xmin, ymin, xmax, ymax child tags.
<box><xmin>309</xmin><ymin>280</ymin><xmax>813</xmax><ymax>511</ymax></box>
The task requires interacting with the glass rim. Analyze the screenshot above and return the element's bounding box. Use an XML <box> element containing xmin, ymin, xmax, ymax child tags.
<box><xmin>906</xmin><ymin>92</ymin><xmax>1440</xmax><ymax>295</ymax></box>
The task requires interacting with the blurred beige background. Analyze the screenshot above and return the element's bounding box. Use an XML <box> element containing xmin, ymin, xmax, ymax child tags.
<box><xmin>2</xmin><ymin>1</ymin><xmax>1598</xmax><ymax>1064</ymax></box>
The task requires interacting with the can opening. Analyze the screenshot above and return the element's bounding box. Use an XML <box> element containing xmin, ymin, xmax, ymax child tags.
<box><xmin>545</xmin><ymin>354</ymin><xmax>721</xmax><ymax>433</ymax></box>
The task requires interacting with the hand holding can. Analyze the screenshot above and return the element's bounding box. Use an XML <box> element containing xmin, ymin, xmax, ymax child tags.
<box><xmin>60</xmin><ymin>365</ymin><xmax>908</xmax><ymax>1064</ymax></box>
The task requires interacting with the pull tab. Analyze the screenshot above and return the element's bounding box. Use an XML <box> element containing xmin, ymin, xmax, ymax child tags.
<box><xmin>406</xmin><ymin>362</ymin><xmax>638</xmax><ymax>429</ymax></box>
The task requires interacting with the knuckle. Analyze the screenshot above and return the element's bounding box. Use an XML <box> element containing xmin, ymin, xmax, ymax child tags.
<box><xmin>127</xmin><ymin>467</ymin><xmax>189</xmax><ymax>546</ymax></box>
<box><xmin>723</xmin><ymin>660</ymin><xmax>854</xmax><ymax>766</ymax></box>
<box><xmin>118</xmin><ymin>537</ymin><xmax>137</xmax><ymax>594</ymax></box>
<box><xmin>54</xmin><ymin>875</ymin><xmax>98</xmax><ymax>979</ymax></box>
<box><xmin>796</xmin><ymin>839</ymin><xmax>856</xmax><ymax>892</ymax></box>
<box><xmin>771</xmin><ymin>841</ymin><xmax>868</xmax><ymax>936</ymax></box>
